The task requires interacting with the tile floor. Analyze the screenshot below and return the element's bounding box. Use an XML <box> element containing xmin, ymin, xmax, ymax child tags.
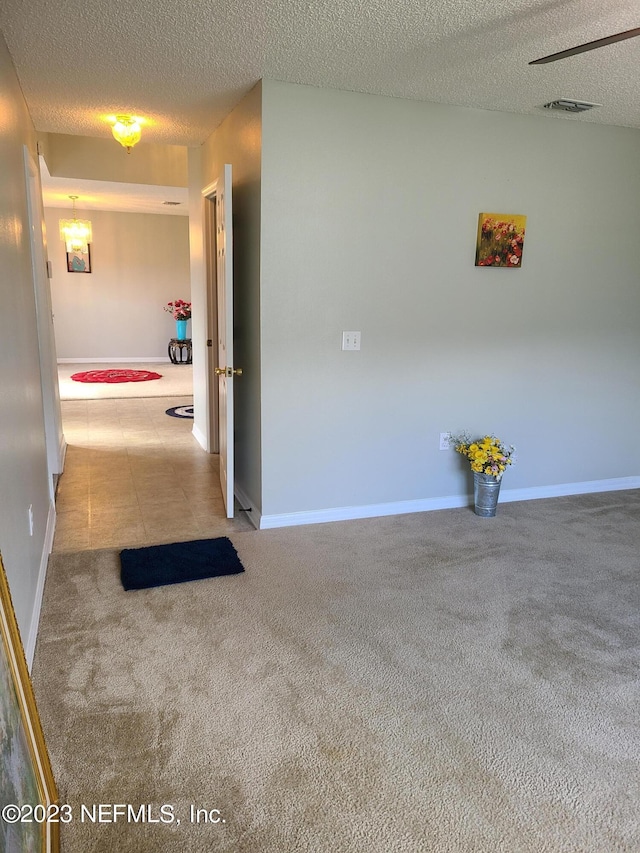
<box><xmin>53</xmin><ymin>395</ymin><xmax>254</xmax><ymax>552</ymax></box>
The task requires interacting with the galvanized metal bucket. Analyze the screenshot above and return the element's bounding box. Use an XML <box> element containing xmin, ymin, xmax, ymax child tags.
<box><xmin>473</xmin><ymin>472</ymin><xmax>501</xmax><ymax>517</ymax></box>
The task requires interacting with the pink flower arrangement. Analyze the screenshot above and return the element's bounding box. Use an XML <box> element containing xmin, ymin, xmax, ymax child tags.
<box><xmin>164</xmin><ymin>299</ymin><xmax>192</xmax><ymax>320</ymax></box>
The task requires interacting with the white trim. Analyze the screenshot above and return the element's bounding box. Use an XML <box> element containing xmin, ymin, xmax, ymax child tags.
<box><xmin>260</xmin><ymin>494</ymin><xmax>469</xmax><ymax>529</ymax></box>
<box><xmin>59</xmin><ymin>436</ymin><xmax>67</xmax><ymax>470</ymax></box>
<box><xmin>57</xmin><ymin>357</ymin><xmax>170</xmax><ymax>363</ymax></box>
<box><xmin>25</xmin><ymin>500</ymin><xmax>56</xmax><ymax>671</ymax></box>
<box><xmin>192</xmin><ymin>422</ymin><xmax>209</xmax><ymax>452</ymax></box>
<box><xmin>499</xmin><ymin>476</ymin><xmax>640</xmax><ymax>503</ymax></box>
<box><xmin>259</xmin><ymin>477</ymin><xmax>640</xmax><ymax>530</ymax></box>
<box><xmin>234</xmin><ymin>483</ymin><xmax>260</xmax><ymax>530</ymax></box>
<box><xmin>201</xmin><ymin>180</ymin><xmax>218</xmax><ymax>198</ymax></box>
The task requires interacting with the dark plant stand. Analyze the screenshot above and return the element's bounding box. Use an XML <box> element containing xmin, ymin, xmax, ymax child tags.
<box><xmin>168</xmin><ymin>338</ymin><xmax>192</xmax><ymax>364</ymax></box>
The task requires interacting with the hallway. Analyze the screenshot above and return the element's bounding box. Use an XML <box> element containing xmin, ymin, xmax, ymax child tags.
<box><xmin>53</xmin><ymin>395</ymin><xmax>253</xmax><ymax>552</ymax></box>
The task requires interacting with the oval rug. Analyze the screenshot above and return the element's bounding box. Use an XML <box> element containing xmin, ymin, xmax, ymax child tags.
<box><xmin>165</xmin><ymin>405</ymin><xmax>194</xmax><ymax>419</ymax></box>
<box><xmin>71</xmin><ymin>369</ymin><xmax>163</xmax><ymax>384</ymax></box>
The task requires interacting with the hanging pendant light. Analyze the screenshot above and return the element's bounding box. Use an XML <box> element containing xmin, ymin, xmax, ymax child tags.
<box><xmin>59</xmin><ymin>195</ymin><xmax>92</xmax><ymax>253</ymax></box>
<box><xmin>111</xmin><ymin>114</ymin><xmax>142</xmax><ymax>152</ymax></box>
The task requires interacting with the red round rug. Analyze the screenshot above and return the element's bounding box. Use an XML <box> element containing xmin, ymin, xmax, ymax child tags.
<box><xmin>70</xmin><ymin>369</ymin><xmax>163</xmax><ymax>384</ymax></box>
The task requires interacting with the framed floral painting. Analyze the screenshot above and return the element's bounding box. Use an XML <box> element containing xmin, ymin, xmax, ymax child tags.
<box><xmin>66</xmin><ymin>244</ymin><xmax>91</xmax><ymax>273</ymax></box>
<box><xmin>0</xmin><ymin>554</ymin><xmax>59</xmax><ymax>852</ymax></box>
<box><xmin>475</xmin><ymin>213</ymin><xmax>526</xmax><ymax>267</ymax></box>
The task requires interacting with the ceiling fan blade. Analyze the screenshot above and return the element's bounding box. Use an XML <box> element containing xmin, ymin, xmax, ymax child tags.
<box><xmin>529</xmin><ymin>26</ymin><xmax>640</xmax><ymax>64</ymax></box>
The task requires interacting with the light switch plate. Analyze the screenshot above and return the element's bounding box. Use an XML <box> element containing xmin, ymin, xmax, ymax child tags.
<box><xmin>342</xmin><ymin>331</ymin><xmax>361</xmax><ymax>351</ymax></box>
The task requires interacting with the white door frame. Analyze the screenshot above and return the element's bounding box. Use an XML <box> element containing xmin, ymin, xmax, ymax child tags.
<box><xmin>202</xmin><ymin>185</ymin><xmax>220</xmax><ymax>453</ymax></box>
<box><xmin>202</xmin><ymin>165</ymin><xmax>235</xmax><ymax>516</ymax></box>
<box><xmin>203</xmin><ymin>163</ymin><xmax>235</xmax><ymax>518</ymax></box>
<box><xmin>23</xmin><ymin>147</ymin><xmax>65</xmax><ymax>498</ymax></box>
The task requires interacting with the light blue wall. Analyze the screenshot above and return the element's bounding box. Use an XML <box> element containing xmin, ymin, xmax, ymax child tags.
<box><xmin>259</xmin><ymin>80</ymin><xmax>640</xmax><ymax>519</ymax></box>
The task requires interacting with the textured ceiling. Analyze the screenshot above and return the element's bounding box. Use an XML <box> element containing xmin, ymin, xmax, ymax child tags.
<box><xmin>39</xmin><ymin>159</ymin><xmax>189</xmax><ymax>215</ymax></box>
<box><xmin>1</xmin><ymin>0</ymin><xmax>640</xmax><ymax>148</ymax></box>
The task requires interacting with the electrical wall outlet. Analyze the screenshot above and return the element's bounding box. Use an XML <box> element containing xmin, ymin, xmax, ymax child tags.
<box><xmin>439</xmin><ymin>432</ymin><xmax>451</xmax><ymax>451</ymax></box>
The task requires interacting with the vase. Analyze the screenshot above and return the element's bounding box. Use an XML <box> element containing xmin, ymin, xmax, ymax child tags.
<box><xmin>175</xmin><ymin>319</ymin><xmax>188</xmax><ymax>340</ymax></box>
<box><xmin>473</xmin><ymin>472</ymin><xmax>501</xmax><ymax>517</ymax></box>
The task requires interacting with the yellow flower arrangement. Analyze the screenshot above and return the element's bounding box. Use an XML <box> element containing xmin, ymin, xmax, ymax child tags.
<box><xmin>451</xmin><ymin>433</ymin><xmax>515</xmax><ymax>481</ymax></box>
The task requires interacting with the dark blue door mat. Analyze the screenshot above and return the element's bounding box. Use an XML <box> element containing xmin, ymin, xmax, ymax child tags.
<box><xmin>120</xmin><ymin>537</ymin><xmax>245</xmax><ymax>591</ymax></box>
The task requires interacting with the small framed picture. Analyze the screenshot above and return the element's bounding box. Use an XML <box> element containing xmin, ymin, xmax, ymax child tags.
<box><xmin>475</xmin><ymin>214</ymin><xmax>526</xmax><ymax>267</ymax></box>
<box><xmin>66</xmin><ymin>244</ymin><xmax>91</xmax><ymax>273</ymax></box>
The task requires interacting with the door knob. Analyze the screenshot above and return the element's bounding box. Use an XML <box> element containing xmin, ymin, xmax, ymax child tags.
<box><xmin>215</xmin><ymin>367</ymin><xmax>243</xmax><ymax>376</ymax></box>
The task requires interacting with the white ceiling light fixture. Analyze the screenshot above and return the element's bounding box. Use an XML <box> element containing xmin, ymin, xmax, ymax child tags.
<box><xmin>59</xmin><ymin>195</ymin><xmax>92</xmax><ymax>253</ymax></box>
<box><xmin>111</xmin><ymin>114</ymin><xmax>142</xmax><ymax>152</ymax></box>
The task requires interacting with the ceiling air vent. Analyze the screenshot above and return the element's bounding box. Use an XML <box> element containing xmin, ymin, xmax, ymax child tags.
<box><xmin>543</xmin><ymin>99</ymin><xmax>601</xmax><ymax>113</ymax></box>
<box><xmin>163</xmin><ymin>201</ymin><xmax>181</xmax><ymax>206</ymax></box>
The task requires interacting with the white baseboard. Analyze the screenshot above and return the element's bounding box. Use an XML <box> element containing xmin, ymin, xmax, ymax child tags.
<box><xmin>499</xmin><ymin>476</ymin><xmax>640</xmax><ymax>504</ymax></box>
<box><xmin>57</xmin><ymin>357</ymin><xmax>170</xmax><ymax>363</ymax></box>
<box><xmin>259</xmin><ymin>476</ymin><xmax>640</xmax><ymax>530</ymax></box>
<box><xmin>192</xmin><ymin>423</ymin><xmax>208</xmax><ymax>452</ymax></box>
<box><xmin>58</xmin><ymin>435</ymin><xmax>67</xmax><ymax>474</ymax></box>
<box><xmin>234</xmin><ymin>483</ymin><xmax>260</xmax><ymax>530</ymax></box>
<box><xmin>260</xmin><ymin>494</ymin><xmax>468</xmax><ymax>529</ymax></box>
<box><xmin>25</xmin><ymin>499</ymin><xmax>56</xmax><ymax>671</ymax></box>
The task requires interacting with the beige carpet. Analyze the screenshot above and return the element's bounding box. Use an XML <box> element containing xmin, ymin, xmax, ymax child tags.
<box><xmin>58</xmin><ymin>362</ymin><xmax>192</xmax><ymax>400</ymax></box>
<box><xmin>32</xmin><ymin>491</ymin><xmax>640</xmax><ymax>852</ymax></box>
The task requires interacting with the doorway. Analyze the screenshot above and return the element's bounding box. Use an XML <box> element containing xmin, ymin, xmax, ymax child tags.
<box><xmin>24</xmin><ymin>147</ymin><xmax>64</xmax><ymax>500</ymax></box>
<box><xmin>203</xmin><ymin>192</ymin><xmax>219</xmax><ymax>454</ymax></box>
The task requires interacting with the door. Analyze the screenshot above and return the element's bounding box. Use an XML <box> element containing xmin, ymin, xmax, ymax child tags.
<box><xmin>24</xmin><ymin>147</ymin><xmax>64</xmax><ymax>498</ymax></box>
<box><xmin>204</xmin><ymin>194</ymin><xmax>219</xmax><ymax>454</ymax></box>
<box><xmin>214</xmin><ymin>164</ymin><xmax>235</xmax><ymax>517</ymax></box>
